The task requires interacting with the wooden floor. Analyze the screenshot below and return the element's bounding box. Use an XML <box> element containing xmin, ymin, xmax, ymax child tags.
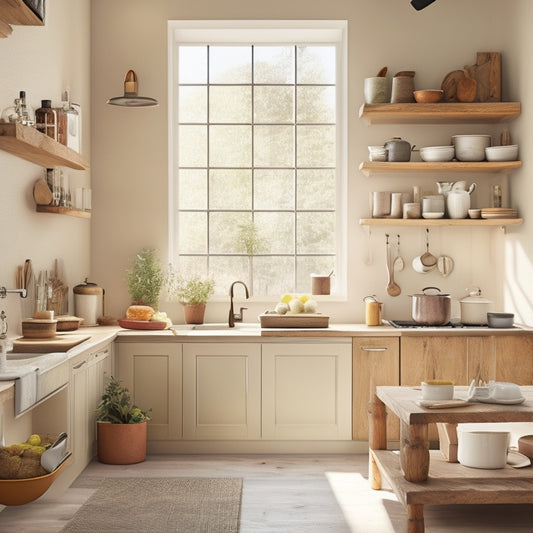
<box><xmin>1</xmin><ymin>454</ymin><xmax>533</xmax><ymax>532</ymax></box>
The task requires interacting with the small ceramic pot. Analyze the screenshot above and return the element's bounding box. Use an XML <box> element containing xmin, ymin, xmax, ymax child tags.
<box><xmin>364</xmin><ymin>77</ymin><xmax>391</xmax><ymax>104</ymax></box>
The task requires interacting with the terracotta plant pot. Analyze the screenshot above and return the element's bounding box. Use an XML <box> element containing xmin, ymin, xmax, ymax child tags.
<box><xmin>97</xmin><ymin>421</ymin><xmax>147</xmax><ymax>465</ymax></box>
<box><xmin>183</xmin><ymin>303</ymin><xmax>206</xmax><ymax>324</ymax></box>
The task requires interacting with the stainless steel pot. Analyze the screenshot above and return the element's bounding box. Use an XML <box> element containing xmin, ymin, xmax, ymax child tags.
<box><xmin>410</xmin><ymin>286</ymin><xmax>451</xmax><ymax>325</ymax></box>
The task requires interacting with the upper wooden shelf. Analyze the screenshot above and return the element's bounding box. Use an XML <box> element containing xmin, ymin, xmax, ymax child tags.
<box><xmin>359</xmin><ymin>102</ymin><xmax>521</xmax><ymax>125</ymax></box>
<box><xmin>359</xmin><ymin>160</ymin><xmax>522</xmax><ymax>176</ymax></box>
<box><xmin>36</xmin><ymin>205</ymin><xmax>91</xmax><ymax>219</ymax></box>
<box><xmin>0</xmin><ymin>123</ymin><xmax>89</xmax><ymax>170</ymax></box>
<box><xmin>0</xmin><ymin>0</ymin><xmax>44</xmax><ymax>38</ymax></box>
<box><xmin>359</xmin><ymin>218</ymin><xmax>523</xmax><ymax>227</ymax></box>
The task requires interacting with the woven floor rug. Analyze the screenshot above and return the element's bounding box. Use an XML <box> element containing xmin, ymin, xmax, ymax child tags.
<box><xmin>61</xmin><ymin>477</ymin><xmax>242</xmax><ymax>532</ymax></box>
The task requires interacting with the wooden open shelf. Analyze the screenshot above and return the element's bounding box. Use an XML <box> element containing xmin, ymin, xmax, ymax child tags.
<box><xmin>0</xmin><ymin>0</ymin><xmax>43</xmax><ymax>38</ymax></box>
<box><xmin>359</xmin><ymin>218</ymin><xmax>523</xmax><ymax>227</ymax></box>
<box><xmin>0</xmin><ymin>123</ymin><xmax>89</xmax><ymax>170</ymax></box>
<box><xmin>359</xmin><ymin>102</ymin><xmax>521</xmax><ymax>125</ymax></box>
<box><xmin>36</xmin><ymin>205</ymin><xmax>91</xmax><ymax>219</ymax></box>
<box><xmin>359</xmin><ymin>160</ymin><xmax>522</xmax><ymax>176</ymax></box>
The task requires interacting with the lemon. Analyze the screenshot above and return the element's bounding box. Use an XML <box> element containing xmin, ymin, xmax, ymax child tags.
<box><xmin>298</xmin><ymin>294</ymin><xmax>310</xmax><ymax>303</ymax></box>
<box><xmin>280</xmin><ymin>293</ymin><xmax>293</xmax><ymax>304</ymax></box>
<box><xmin>27</xmin><ymin>434</ymin><xmax>41</xmax><ymax>446</ymax></box>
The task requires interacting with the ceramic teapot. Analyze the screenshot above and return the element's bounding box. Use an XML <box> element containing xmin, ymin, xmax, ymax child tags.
<box><xmin>447</xmin><ymin>183</ymin><xmax>476</xmax><ymax>219</ymax></box>
<box><xmin>384</xmin><ymin>137</ymin><xmax>414</xmax><ymax>162</ymax></box>
<box><xmin>436</xmin><ymin>181</ymin><xmax>455</xmax><ymax>195</ymax></box>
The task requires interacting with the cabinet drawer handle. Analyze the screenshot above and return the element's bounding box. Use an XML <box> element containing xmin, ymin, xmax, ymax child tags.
<box><xmin>94</xmin><ymin>349</ymin><xmax>109</xmax><ymax>359</ymax></box>
<box><xmin>73</xmin><ymin>360</ymin><xmax>87</xmax><ymax>370</ymax></box>
<box><xmin>360</xmin><ymin>347</ymin><xmax>387</xmax><ymax>352</ymax></box>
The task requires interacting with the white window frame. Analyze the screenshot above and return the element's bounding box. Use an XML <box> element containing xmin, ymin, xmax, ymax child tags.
<box><xmin>167</xmin><ymin>20</ymin><xmax>348</xmax><ymax>300</ymax></box>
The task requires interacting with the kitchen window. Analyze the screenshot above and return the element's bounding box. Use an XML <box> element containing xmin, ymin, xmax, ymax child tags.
<box><xmin>168</xmin><ymin>21</ymin><xmax>347</xmax><ymax>298</ymax></box>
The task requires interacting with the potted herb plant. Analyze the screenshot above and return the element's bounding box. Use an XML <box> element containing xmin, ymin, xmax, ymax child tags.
<box><xmin>125</xmin><ymin>248</ymin><xmax>164</xmax><ymax>309</ymax></box>
<box><xmin>166</xmin><ymin>269</ymin><xmax>215</xmax><ymax>324</ymax></box>
<box><xmin>95</xmin><ymin>377</ymin><xmax>151</xmax><ymax>465</ymax></box>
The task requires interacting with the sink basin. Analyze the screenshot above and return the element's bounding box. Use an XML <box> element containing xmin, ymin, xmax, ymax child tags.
<box><xmin>171</xmin><ymin>323</ymin><xmax>260</xmax><ymax>332</ymax></box>
<box><xmin>1</xmin><ymin>352</ymin><xmax>68</xmax><ymax>416</ymax></box>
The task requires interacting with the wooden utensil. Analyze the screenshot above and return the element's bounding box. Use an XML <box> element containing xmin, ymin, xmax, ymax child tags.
<box><xmin>376</xmin><ymin>66</ymin><xmax>388</xmax><ymax>77</ymax></box>
<box><xmin>385</xmin><ymin>234</ymin><xmax>401</xmax><ymax>297</ymax></box>
<box><xmin>441</xmin><ymin>69</ymin><xmax>465</xmax><ymax>101</ymax></box>
<box><xmin>420</xmin><ymin>229</ymin><xmax>437</xmax><ymax>267</ymax></box>
<box><xmin>456</xmin><ymin>69</ymin><xmax>477</xmax><ymax>102</ymax></box>
<box><xmin>33</xmin><ymin>178</ymin><xmax>52</xmax><ymax>205</ymax></box>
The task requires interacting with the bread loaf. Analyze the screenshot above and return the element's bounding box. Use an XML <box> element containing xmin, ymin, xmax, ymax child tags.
<box><xmin>126</xmin><ymin>305</ymin><xmax>155</xmax><ymax>321</ymax></box>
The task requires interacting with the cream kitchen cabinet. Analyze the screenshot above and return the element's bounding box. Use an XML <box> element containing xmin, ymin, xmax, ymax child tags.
<box><xmin>68</xmin><ymin>342</ymin><xmax>114</xmax><ymax>478</ymax></box>
<box><xmin>182</xmin><ymin>343</ymin><xmax>261</xmax><ymax>440</ymax></box>
<box><xmin>262</xmin><ymin>341</ymin><xmax>352</xmax><ymax>440</ymax></box>
<box><xmin>117</xmin><ymin>342</ymin><xmax>182</xmax><ymax>441</ymax></box>
<box><xmin>352</xmin><ymin>337</ymin><xmax>400</xmax><ymax>441</ymax></box>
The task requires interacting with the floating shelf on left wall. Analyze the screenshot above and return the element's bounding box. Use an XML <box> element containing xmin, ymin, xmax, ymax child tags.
<box><xmin>0</xmin><ymin>123</ymin><xmax>89</xmax><ymax>170</ymax></box>
<box><xmin>36</xmin><ymin>205</ymin><xmax>91</xmax><ymax>219</ymax></box>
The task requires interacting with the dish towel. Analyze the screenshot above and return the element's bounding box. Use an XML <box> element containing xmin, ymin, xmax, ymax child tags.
<box><xmin>0</xmin><ymin>365</ymin><xmax>38</xmax><ymax>414</ymax></box>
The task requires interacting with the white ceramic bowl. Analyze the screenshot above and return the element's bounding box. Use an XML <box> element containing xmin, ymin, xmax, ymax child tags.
<box><xmin>421</xmin><ymin>380</ymin><xmax>454</xmax><ymax>400</ymax></box>
<box><xmin>451</xmin><ymin>134</ymin><xmax>492</xmax><ymax>162</ymax></box>
<box><xmin>419</xmin><ymin>145</ymin><xmax>455</xmax><ymax>162</ymax></box>
<box><xmin>485</xmin><ymin>144</ymin><xmax>518</xmax><ymax>162</ymax></box>
<box><xmin>487</xmin><ymin>312</ymin><xmax>514</xmax><ymax>328</ymax></box>
<box><xmin>457</xmin><ymin>427</ymin><xmax>510</xmax><ymax>469</ymax></box>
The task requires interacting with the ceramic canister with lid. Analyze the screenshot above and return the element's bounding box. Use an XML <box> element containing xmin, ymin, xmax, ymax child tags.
<box><xmin>73</xmin><ymin>278</ymin><xmax>104</xmax><ymax>326</ymax></box>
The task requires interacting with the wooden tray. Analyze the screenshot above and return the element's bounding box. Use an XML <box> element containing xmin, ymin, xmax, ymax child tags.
<box><xmin>12</xmin><ymin>334</ymin><xmax>91</xmax><ymax>353</ymax></box>
<box><xmin>259</xmin><ymin>313</ymin><xmax>329</xmax><ymax>328</ymax></box>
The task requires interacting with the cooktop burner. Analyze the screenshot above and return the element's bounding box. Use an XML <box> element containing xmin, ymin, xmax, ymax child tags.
<box><xmin>388</xmin><ymin>320</ymin><xmax>491</xmax><ymax>328</ymax></box>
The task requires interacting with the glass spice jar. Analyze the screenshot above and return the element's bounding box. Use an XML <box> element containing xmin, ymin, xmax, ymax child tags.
<box><xmin>35</xmin><ymin>99</ymin><xmax>58</xmax><ymax>141</ymax></box>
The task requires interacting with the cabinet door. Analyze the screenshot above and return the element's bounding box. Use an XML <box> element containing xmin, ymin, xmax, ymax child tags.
<box><xmin>69</xmin><ymin>356</ymin><xmax>89</xmax><ymax>474</ymax></box>
<box><xmin>118</xmin><ymin>343</ymin><xmax>182</xmax><ymax>441</ymax></box>
<box><xmin>262</xmin><ymin>342</ymin><xmax>352</xmax><ymax>440</ymax></box>
<box><xmin>352</xmin><ymin>337</ymin><xmax>399</xmax><ymax>441</ymax></box>
<box><xmin>183</xmin><ymin>343</ymin><xmax>261</xmax><ymax>440</ymax></box>
<box><xmin>401</xmin><ymin>336</ymin><xmax>469</xmax><ymax>386</ymax></box>
<box><xmin>494</xmin><ymin>335</ymin><xmax>533</xmax><ymax>385</ymax></box>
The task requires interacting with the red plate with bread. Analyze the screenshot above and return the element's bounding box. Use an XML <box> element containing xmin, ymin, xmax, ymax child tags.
<box><xmin>118</xmin><ymin>305</ymin><xmax>167</xmax><ymax>330</ymax></box>
<box><xmin>117</xmin><ymin>318</ymin><xmax>168</xmax><ymax>330</ymax></box>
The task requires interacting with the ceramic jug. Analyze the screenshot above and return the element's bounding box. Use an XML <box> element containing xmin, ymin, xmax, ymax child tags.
<box><xmin>447</xmin><ymin>183</ymin><xmax>476</xmax><ymax>219</ymax></box>
<box><xmin>384</xmin><ymin>137</ymin><xmax>413</xmax><ymax>162</ymax></box>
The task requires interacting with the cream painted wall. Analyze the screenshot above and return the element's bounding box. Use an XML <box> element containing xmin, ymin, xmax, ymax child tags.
<box><xmin>0</xmin><ymin>0</ymin><xmax>91</xmax><ymax>337</ymax></box>
<box><xmin>91</xmin><ymin>0</ymin><xmax>529</xmax><ymax>325</ymax></box>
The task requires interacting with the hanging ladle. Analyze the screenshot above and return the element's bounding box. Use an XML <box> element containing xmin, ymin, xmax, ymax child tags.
<box><xmin>385</xmin><ymin>234</ymin><xmax>401</xmax><ymax>297</ymax></box>
<box><xmin>420</xmin><ymin>228</ymin><xmax>437</xmax><ymax>267</ymax></box>
<box><xmin>393</xmin><ymin>234</ymin><xmax>404</xmax><ymax>272</ymax></box>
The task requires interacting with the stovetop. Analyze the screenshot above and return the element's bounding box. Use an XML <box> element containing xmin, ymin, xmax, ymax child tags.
<box><xmin>388</xmin><ymin>320</ymin><xmax>494</xmax><ymax>329</ymax></box>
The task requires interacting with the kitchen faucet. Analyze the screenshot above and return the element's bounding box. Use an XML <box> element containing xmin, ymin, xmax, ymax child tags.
<box><xmin>228</xmin><ymin>281</ymin><xmax>249</xmax><ymax>328</ymax></box>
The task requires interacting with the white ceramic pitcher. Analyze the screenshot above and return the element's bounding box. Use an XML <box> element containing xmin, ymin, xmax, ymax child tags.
<box><xmin>447</xmin><ymin>183</ymin><xmax>476</xmax><ymax>219</ymax></box>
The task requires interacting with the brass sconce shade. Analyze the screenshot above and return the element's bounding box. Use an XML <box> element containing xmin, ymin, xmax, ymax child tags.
<box><xmin>106</xmin><ymin>69</ymin><xmax>159</xmax><ymax>107</ymax></box>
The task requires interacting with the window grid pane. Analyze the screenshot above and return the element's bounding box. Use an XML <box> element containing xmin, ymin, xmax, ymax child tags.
<box><xmin>177</xmin><ymin>44</ymin><xmax>336</xmax><ymax>295</ymax></box>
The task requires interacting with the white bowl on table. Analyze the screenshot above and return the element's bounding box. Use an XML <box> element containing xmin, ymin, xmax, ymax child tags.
<box><xmin>420</xmin><ymin>145</ymin><xmax>455</xmax><ymax>162</ymax></box>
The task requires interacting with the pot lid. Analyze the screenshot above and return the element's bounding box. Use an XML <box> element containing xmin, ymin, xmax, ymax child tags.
<box><xmin>73</xmin><ymin>278</ymin><xmax>104</xmax><ymax>295</ymax></box>
<box><xmin>460</xmin><ymin>287</ymin><xmax>492</xmax><ymax>304</ymax></box>
<box><xmin>410</xmin><ymin>286</ymin><xmax>450</xmax><ymax>297</ymax></box>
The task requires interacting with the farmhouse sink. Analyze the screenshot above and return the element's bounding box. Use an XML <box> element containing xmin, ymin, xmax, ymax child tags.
<box><xmin>171</xmin><ymin>323</ymin><xmax>261</xmax><ymax>333</ymax></box>
<box><xmin>1</xmin><ymin>352</ymin><xmax>68</xmax><ymax>416</ymax></box>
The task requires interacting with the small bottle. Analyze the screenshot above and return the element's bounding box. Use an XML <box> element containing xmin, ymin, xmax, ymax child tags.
<box><xmin>58</xmin><ymin>90</ymin><xmax>81</xmax><ymax>152</ymax></box>
<box><xmin>35</xmin><ymin>100</ymin><xmax>58</xmax><ymax>140</ymax></box>
<box><xmin>18</xmin><ymin>91</ymin><xmax>32</xmax><ymax>125</ymax></box>
<box><xmin>492</xmin><ymin>184</ymin><xmax>502</xmax><ymax>208</ymax></box>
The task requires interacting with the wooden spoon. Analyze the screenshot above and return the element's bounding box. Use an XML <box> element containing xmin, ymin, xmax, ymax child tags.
<box><xmin>420</xmin><ymin>229</ymin><xmax>437</xmax><ymax>267</ymax></box>
<box><xmin>376</xmin><ymin>66</ymin><xmax>388</xmax><ymax>77</ymax></box>
<box><xmin>386</xmin><ymin>234</ymin><xmax>401</xmax><ymax>297</ymax></box>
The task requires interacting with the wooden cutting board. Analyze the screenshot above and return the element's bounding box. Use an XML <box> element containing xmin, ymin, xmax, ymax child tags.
<box><xmin>12</xmin><ymin>334</ymin><xmax>91</xmax><ymax>353</ymax></box>
<box><xmin>259</xmin><ymin>313</ymin><xmax>329</xmax><ymax>328</ymax></box>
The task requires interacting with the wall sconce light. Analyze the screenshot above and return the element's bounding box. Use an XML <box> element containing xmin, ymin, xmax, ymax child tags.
<box><xmin>106</xmin><ymin>69</ymin><xmax>158</xmax><ymax>107</ymax></box>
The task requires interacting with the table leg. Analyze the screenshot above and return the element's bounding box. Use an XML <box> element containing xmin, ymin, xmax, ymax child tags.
<box><xmin>407</xmin><ymin>503</ymin><xmax>425</xmax><ymax>533</ymax></box>
<box><xmin>368</xmin><ymin>395</ymin><xmax>387</xmax><ymax>490</ymax></box>
<box><xmin>400</xmin><ymin>420</ymin><xmax>429</xmax><ymax>482</ymax></box>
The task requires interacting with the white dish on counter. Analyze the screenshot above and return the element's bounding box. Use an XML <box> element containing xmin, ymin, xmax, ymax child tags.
<box><xmin>422</xmin><ymin>212</ymin><xmax>445</xmax><ymax>219</ymax></box>
<box><xmin>476</xmin><ymin>396</ymin><xmax>525</xmax><ymax>405</ymax></box>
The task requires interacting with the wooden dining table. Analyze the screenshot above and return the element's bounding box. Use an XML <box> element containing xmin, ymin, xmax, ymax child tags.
<box><xmin>369</xmin><ymin>385</ymin><xmax>533</xmax><ymax>532</ymax></box>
